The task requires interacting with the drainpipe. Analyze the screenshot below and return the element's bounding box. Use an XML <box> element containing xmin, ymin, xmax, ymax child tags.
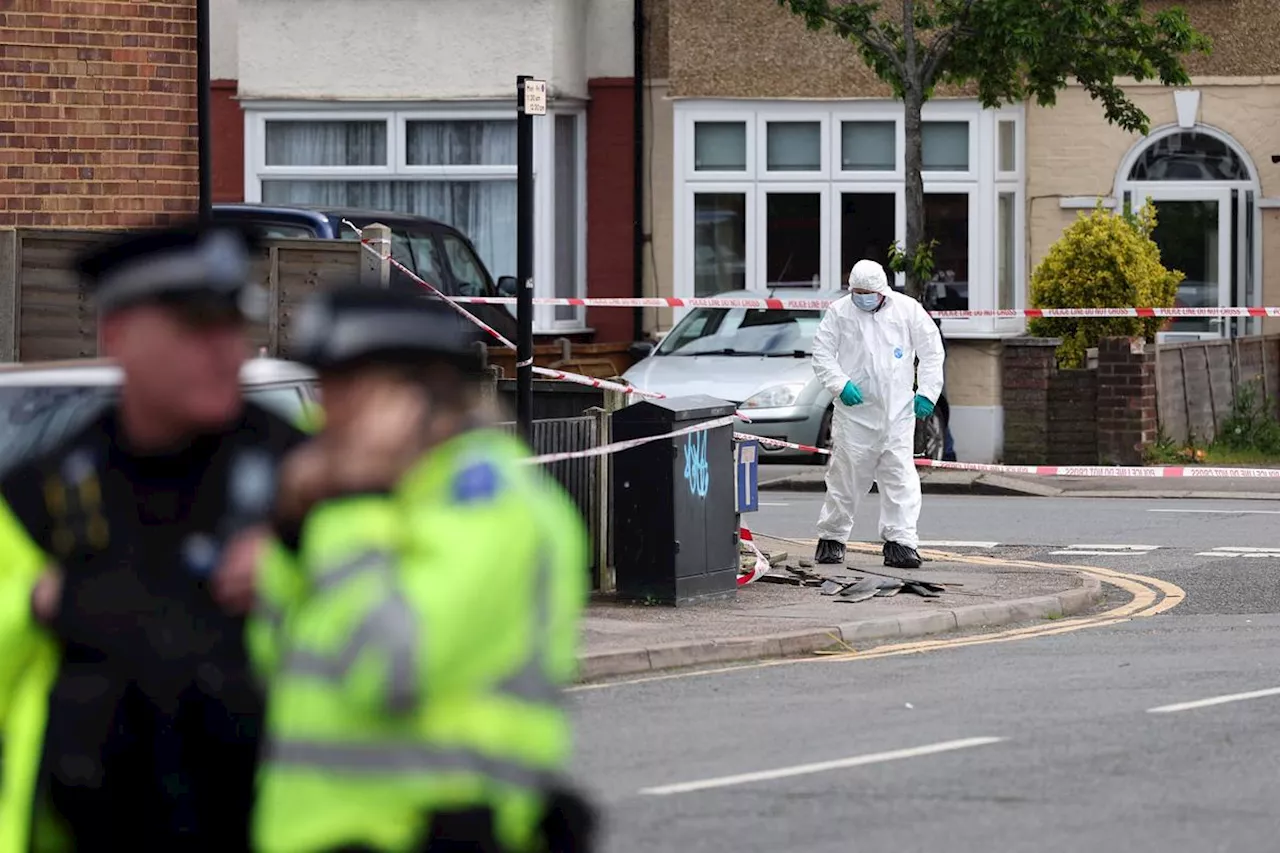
<box><xmin>196</xmin><ymin>0</ymin><xmax>212</xmax><ymax>222</ymax></box>
<box><xmin>631</xmin><ymin>0</ymin><xmax>646</xmax><ymax>342</ymax></box>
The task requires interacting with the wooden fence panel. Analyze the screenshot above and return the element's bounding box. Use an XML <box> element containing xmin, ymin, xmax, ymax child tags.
<box><xmin>1</xmin><ymin>230</ymin><xmax>365</xmax><ymax>363</ymax></box>
<box><xmin>271</xmin><ymin>241</ymin><xmax>363</xmax><ymax>357</ymax></box>
<box><xmin>16</xmin><ymin>230</ymin><xmax>117</xmax><ymax>362</ymax></box>
<box><xmin>1156</xmin><ymin>335</ymin><xmax>1280</xmax><ymax>445</ymax></box>
<box><xmin>1157</xmin><ymin>348</ymin><xmax>1190</xmax><ymax>444</ymax></box>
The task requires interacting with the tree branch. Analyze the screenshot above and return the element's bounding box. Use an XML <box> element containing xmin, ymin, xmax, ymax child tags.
<box><xmin>920</xmin><ymin>0</ymin><xmax>977</xmax><ymax>87</ymax></box>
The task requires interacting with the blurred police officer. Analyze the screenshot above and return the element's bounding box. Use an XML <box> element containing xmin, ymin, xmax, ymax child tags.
<box><xmin>0</xmin><ymin>223</ymin><xmax>307</xmax><ymax>851</ymax></box>
<box><xmin>248</xmin><ymin>286</ymin><xmax>594</xmax><ymax>853</ymax></box>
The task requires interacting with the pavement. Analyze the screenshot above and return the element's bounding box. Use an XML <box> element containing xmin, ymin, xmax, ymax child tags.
<box><xmin>580</xmin><ymin>534</ymin><xmax>1102</xmax><ymax>681</ymax></box>
<box><xmin>758</xmin><ymin>463</ymin><xmax>1280</xmax><ymax>500</ymax></box>
<box><xmin>570</xmin><ymin>490</ymin><xmax>1280</xmax><ymax>852</ymax></box>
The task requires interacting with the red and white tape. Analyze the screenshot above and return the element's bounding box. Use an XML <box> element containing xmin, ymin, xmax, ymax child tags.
<box><xmin>738</xmin><ymin>527</ymin><xmax>770</xmax><ymax>586</ymax></box>
<box><xmin>736</xmin><ymin>432</ymin><xmax>1280</xmax><ymax>478</ymax></box>
<box><xmin>445</xmin><ymin>294</ymin><xmax>1280</xmax><ymax>319</ymax></box>
<box><xmin>522</xmin><ymin>415</ymin><xmax>737</xmax><ymax>466</ymax></box>
<box><xmin>342</xmin><ymin>221</ymin><xmax>664</xmax><ymax>401</ymax></box>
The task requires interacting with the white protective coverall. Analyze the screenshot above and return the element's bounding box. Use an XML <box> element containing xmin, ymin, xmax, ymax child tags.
<box><xmin>812</xmin><ymin>262</ymin><xmax>946</xmax><ymax>548</ymax></box>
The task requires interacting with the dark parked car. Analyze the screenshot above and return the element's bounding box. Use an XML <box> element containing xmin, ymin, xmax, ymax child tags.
<box><xmin>211</xmin><ymin>203</ymin><xmax>518</xmax><ymax>342</ymax></box>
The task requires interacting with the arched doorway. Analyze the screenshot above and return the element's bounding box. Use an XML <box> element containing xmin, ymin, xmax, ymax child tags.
<box><xmin>1116</xmin><ymin>125</ymin><xmax>1260</xmax><ymax>340</ymax></box>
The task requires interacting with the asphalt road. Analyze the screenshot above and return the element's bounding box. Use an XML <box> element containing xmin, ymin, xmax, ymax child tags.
<box><xmin>570</xmin><ymin>493</ymin><xmax>1280</xmax><ymax>852</ymax></box>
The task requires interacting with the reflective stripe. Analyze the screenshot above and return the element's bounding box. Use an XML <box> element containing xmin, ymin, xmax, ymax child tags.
<box><xmin>495</xmin><ymin>546</ymin><xmax>559</xmax><ymax>705</ymax></box>
<box><xmin>266</xmin><ymin>738</ymin><xmax>551</xmax><ymax>791</ymax></box>
<box><xmin>284</xmin><ymin>548</ymin><xmax>421</xmax><ymax>712</ymax></box>
<box><xmin>313</xmin><ymin>550</ymin><xmax>393</xmax><ymax>593</ymax></box>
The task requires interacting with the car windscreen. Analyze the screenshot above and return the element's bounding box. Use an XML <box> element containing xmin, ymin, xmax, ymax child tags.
<box><xmin>245</xmin><ymin>385</ymin><xmax>308</xmax><ymax>423</ymax></box>
<box><xmin>655</xmin><ymin>307</ymin><xmax>821</xmax><ymax>356</ymax></box>
<box><xmin>0</xmin><ymin>384</ymin><xmax>311</xmax><ymax>476</ymax></box>
<box><xmin>0</xmin><ymin>386</ymin><xmax>112</xmax><ymax>475</ymax></box>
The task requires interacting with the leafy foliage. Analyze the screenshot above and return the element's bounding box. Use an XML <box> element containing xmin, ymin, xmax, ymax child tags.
<box><xmin>1028</xmin><ymin>203</ymin><xmax>1181</xmax><ymax>368</ymax></box>
<box><xmin>776</xmin><ymin>0</ymin><xmax>1210</xmax><ymax>297</ymax></box>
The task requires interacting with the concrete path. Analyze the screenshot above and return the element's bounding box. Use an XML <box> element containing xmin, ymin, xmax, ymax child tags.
<box><xmin>580</xmin><ymin>535</ymin><xmax>1100</xmax><ymax>681</ymax></box>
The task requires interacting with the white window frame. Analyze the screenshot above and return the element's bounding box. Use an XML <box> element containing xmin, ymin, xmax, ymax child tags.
<box><xmin>756</xmin><ymin>183</ymin><xmax>831</xmax><ymax>289</ymax></box>
<box><xmin>920</xmin><ymin>101</ymin><xmax>978</xmax><ymax>182</ymax></box>
<box><xmin>922</xmin><ymin>184</ymin><xmax>982</xmax><ymax>335</ymax></box>
<box><xmin>250</xmin><ymin>112</ymin><xmax>396</xmax><ymax>178</ymax></box>
<box><xmin>758</xmin><ymin>108</ymin><xmax>831</xmax><ymax>181</ymax></box>
<box><xmin>671</xmin><ymin>99</ymin><xmax>1027</xmax><ymax>338</ymax></box>
<box><xmin>244</xmin><ymin>103</ymin><xmax>588</xmax><ymax>332</ymax></box>
<box><xmin>830</xmin><ymin>182</ymin><xmax>906</xmax><ymax>289</ymax></box>
<box><xmin>682</xmin><ymin>110</ymin><xmax>757</xmax><ymax>182</ymax></box>
<box><xmin>681</xmin><ymin>181</ymin><xmax>757</xmax><ymax>298</ymax></box>
<box><xmin>993</xmin><ymin>183</ymin><xmax>1025</xmax><ymax>334</ymax></box>
<box><xmin>833</xmin><ymin>112</ymin><xmax>903</xmax><ymax>181</ymax></box>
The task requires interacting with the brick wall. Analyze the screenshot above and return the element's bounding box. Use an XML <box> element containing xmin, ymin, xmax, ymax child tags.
<box><xmin>0</xmin><ymin>1</ymin><xmax>198</xmax><ymax>227</ymax></box>
<box><xmin>1001</xmin><ymin>338</ymin><xmax>1058</xmax><ymax>465</ymax></box>
<box><xmin>1048</xmin><ymin>370</ymin><xmax>1098</xmax><ymax>466</ymax></box>
<box><xmin>1096</xmin><ymin>336</ymin><xmax>1157</xmax><ymax>466</ymax></box>
<box><xmin>1002</xmin><ymin>337</ymin><xmax>1155</xmax><ymax>465</ymax></box>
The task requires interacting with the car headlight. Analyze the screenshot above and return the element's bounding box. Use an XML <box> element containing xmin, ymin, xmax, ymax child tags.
<box><xmin>740</xmin><ymin>383</ymin><xmax>806</xmax><ymax>409</ymax></box>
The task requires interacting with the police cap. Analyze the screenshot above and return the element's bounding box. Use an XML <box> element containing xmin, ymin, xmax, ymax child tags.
<box><xmin>78</xmin><ymin>221</ymin><xmax>266</xmax><ymax>322</ymax></box>
<box><xmin>291</xmin><ymin>286</ymin><xmax>483</xmax><ymax>374</ymax></box>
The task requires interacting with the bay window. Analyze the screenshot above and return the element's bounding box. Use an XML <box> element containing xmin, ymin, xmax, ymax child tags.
<box><xmin>675</xmin><ymin>100</ymin><xmax>1026</xmax><ymax>337</ymax></box>
<box><xmin>247</xmin><ymin>106</ymin><xmax>586</xmax><ymax>331</ymax></box>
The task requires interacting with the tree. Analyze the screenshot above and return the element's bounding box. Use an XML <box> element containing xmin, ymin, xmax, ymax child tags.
<box><xmin>777</xmin><ymin>0</ymin><xmax>1210</xmax><ymax>299</ymax></box>
<box><xmin>1028</xmin><ymin>202</ymin><xmax>1181</xmax><ymax>368</ymax></box>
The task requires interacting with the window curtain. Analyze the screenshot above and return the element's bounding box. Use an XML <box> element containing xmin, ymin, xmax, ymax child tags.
<box><xmin>261</xmin><ymin>119</ymin><xmax>518</xmax><ymax>278</ymax></box>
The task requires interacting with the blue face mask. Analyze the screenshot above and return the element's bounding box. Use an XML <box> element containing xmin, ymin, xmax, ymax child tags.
<box><xmin>852</xmin><ymin>292</ymin><xmax>883</xmax><ymax>312</ymax></box>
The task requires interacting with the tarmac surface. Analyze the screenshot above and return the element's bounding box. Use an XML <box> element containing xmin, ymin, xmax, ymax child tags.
<box><xmin>571</xmin><ymin>489</ymin><xmax>1280</xmax><ymax>852</ymax></box>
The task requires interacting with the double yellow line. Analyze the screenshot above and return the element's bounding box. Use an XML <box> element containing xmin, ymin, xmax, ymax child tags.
<box><xmin>571</xmin><ymin>539</ymin><xmax>1184</xmax><ymax>692</ymax></box>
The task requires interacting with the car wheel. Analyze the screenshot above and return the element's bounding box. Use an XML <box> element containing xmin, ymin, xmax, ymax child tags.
<box><xmin>813</xmin><ymin>406</ymin><xmax>834</xmax><ymax>465</ymax></box>
<box><xmin>915</xmin><ymin>410</ymin><xmax>946</xmax><ymax>461</ymax></box>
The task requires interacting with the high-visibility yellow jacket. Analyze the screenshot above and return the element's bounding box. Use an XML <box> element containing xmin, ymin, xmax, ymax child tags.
<box><xmin>248</xmin><ymin>428</ymin><xmax>589</xmax><ymax>853</ymax></box>
<box><xmin>0</xmin><ymin>499</ymin><xmax>64</xmax><ymax>853</ymax></box>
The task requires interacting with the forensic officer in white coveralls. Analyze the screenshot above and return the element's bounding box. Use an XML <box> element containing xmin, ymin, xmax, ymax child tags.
<box><xmin>811</xmin><ymin>259</ymin><xmax>946</xmax><ymax>569</ymax></box>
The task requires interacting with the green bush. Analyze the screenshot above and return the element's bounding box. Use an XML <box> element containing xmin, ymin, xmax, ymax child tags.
<box><xmin>1028</xmin><ymin>202</ymin><xmax>1182</xmax><ymax>368</ymax></box>
<box><xmin>1216</xmin><ymin>381</ymin><xmax>1280</xmax><ymax>456</ymax></box>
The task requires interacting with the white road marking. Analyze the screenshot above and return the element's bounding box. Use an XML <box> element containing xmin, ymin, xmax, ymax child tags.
<box><xmin>637</xmin><ymin>736</ymin><xmax>1006</xmax><ymax>796</ymax></box>
<box><xmin>1148</xmin><ymin>686</ymin><xmax>1280</xmax><ymax>715</ymax></box>
<box><xmin>758</xmin><ymin>502</ymin><xmax>791</xmax><ymax>506</ymax></box>
<box><xmin>1149</xmin><ymin>508</ymin><xmax>1280</xmax><ymax>515</ymax></box>
<box><xmin>1195</xmin><ymin>547</ymin><xmax>1280</xmax><ymax>558</ymax></box>
<box><xmin>1050</xmin><ymin>544</ymin><xmax>1158</xmax><ymax>556</ymax></box>
<box><xmin>919</xmin><ymin>540</ymin><xmax>1000</xmax><ymax>548</ymax></box>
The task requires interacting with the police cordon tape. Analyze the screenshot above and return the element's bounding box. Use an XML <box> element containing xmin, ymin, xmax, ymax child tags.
<box><xmin>340</xmin><ymin>221</ymin><xmax>665</xmax><ymax>402</ymax></box>
<box><xmin>339</xmin><ymin>223</ymin><xmax>1280</xmax><ymax>486</ymax></box>
<box><xmin>341</xmin><ymin>222</ymin><xmax>767</xmax><ymax>425</ymax></box>
<box><xmin>738</xmin><ymin>526</ymin><xmax>771</xmax><ymax>586</ymax></box>
<box><xmin>520</xmin><ymin>415</ymin><xmax>738</xmax><ymax>466</ymax></box>
<box><xmin>739</xmin><ymin>432</ymin><xmax>1280</xmax><ymax>478</ymax></box>
<box><xmin>443</xmin><ymin>295</ymin><xmax>1280</xmax><ymax>319</ymax></box>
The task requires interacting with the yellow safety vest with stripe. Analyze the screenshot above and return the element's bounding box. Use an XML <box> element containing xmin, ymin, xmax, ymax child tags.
<box><xmin>0</xmin><ymin>497</ymin><xmax>65</xmax><ymax>853</ymax></box>
<box><xmin>248</xmin><ymin>428</ymin><xmax>589</xmax><ymax>853</ymax></box>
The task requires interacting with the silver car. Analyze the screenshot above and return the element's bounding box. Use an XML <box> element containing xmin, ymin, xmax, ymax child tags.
<box><xmin>0</xmin><ymin>357</ymin><xmax>318</xmax><ymax>474</ymax></box>
<box><xmin>622</xmin><ymin>288</ymin><xmax>950</xmax><ymax>462</ymax></box>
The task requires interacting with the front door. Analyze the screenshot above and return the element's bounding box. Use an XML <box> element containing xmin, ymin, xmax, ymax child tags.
<box><xmin>1131</xmin><ymin>186</ymin><xmax>1232</xmax><ymax>341</ymax></box>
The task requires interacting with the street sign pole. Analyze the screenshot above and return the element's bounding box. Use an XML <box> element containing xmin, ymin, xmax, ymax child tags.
<box><xmin>516</xmin><ymin>75</ymin><xmax>545</xmax><ymax>443</ymax></box>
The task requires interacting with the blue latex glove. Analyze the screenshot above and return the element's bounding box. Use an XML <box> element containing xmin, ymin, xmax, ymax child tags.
<box><xmin>914</xmin><ymin>394</ymin><xmax>935</xmax><ymax>420</ymax></box>
<box><xmin>839</xmin><ymin>381</ymin><xmax>863</xmax><ymax>406</ymax></box>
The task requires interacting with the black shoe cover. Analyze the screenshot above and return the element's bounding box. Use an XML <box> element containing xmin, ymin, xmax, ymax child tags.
<box><xmin>815</xmin><ymin>539</ymin><xmax>846</xmax><ymax>564</ymax></box>
<box><xmin>883</xmin><ymin>541</ymin><xmax>922</xmax><ymax>569</ymax></box>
